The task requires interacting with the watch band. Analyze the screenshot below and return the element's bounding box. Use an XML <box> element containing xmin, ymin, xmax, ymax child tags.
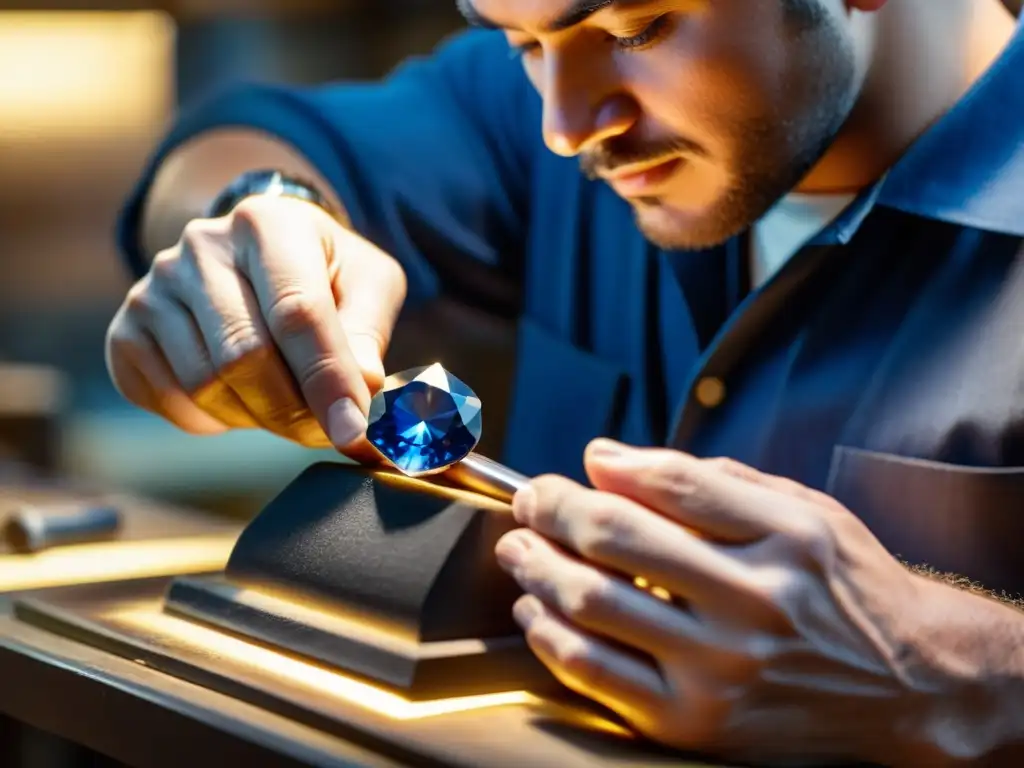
<box><xmin>206</xmin><ymin>169</ymin><xmax>334</xmax><ymax>219</ymax></box>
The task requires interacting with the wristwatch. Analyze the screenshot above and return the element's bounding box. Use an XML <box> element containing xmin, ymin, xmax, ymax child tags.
<box><xmin>206</xmin><ymin>169</ymin><xmax>334</xmax><ymax>219</ymax></box>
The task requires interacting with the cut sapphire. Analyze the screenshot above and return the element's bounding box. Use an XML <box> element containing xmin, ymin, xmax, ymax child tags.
<box><xmin>366</xmin><ymin>364</ymin><xmax>483</xmax><ymax>476</ymax></box>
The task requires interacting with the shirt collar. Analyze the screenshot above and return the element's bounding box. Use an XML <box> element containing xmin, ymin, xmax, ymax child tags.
<box><xmin>874</xmin><ymin>17</ymin><xmax>1024</xmax><ymax>236</ymax></box>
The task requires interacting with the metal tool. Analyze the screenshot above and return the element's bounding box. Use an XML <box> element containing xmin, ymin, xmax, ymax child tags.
<box><xmin>443</xmin><ymin>452</ymin><xmax>529</xmax><ymax>503</ymax></box>
<box><xmin>2</xmin><ymin>504</ymin><xmax>122</xmax><ymax>554</ymax></box>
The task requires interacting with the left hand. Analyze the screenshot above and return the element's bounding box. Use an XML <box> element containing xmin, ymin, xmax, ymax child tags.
<box><xmin>495</xmin><ymin>439</ymin><xmax>944</xmax><ymax>766</ymax></box>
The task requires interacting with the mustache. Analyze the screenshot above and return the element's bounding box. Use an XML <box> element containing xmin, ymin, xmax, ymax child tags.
<box><xmin>579</xmin><ymin>136</ymin><xmax>704</xmax><ymax>179</ymax></box>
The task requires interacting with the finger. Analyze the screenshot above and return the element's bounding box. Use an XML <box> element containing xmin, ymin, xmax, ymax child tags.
<box><xmin>584</xmin><ymin>440</ymin><xmax>782</xmax><ymax>542</ymax></box>
<box><xmin>332</xmin><ymin>229</ymin><xmax>406</xmax><ymax>394</ymax></box>
<box><xmin>513</xmin><ymin>594</ymin><xmax>668</xmax><ymax>726</ymax></box>
<box><xmin>168</xmin><ymin>249</ymin><xmax>332</xmax><ymax>446</ymax></box>
<box><xmin>496</xmin><ymin>528</ymin><xmax>705</xmax><ymax>658</ymax></box>
<box><xmin>514</xmin><ymin>477</ymin><xmax>758</xmax><ymax>608</ymax></box>
<box><xmin>230</xmin><ymin>199</ymin><xmax>372</xmax><ymax>450</ymax></box>
<box><xmin>106</xmin><ymin>317</ymin><xmax>228</xmax><ymax>435</ymax></box>
<box><xmin>134</xmin><ymin>290</ymin><xmax>258</xmax><ymax>430</ymax></box>
<box><xmin>702</xmin><ymin>456</ymin><xmax>845</xmax><ymax>512</ymax></box>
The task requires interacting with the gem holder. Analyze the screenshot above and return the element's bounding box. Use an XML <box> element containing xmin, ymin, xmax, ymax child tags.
<box><xmin>159</xmin><ymin>365</ymin><xmax>550</xmax><ymax>699</ymax></box>
<box><xmin>161</xmin><ymin>463</ymin><xmax>556</xmax><ymax>700</ymax></box>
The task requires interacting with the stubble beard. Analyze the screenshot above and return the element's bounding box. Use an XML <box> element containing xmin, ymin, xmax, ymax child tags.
<box><xmin>623</xmin><ymin>8</ymin><xmax>859</xmax><ymax>251</ymax></box>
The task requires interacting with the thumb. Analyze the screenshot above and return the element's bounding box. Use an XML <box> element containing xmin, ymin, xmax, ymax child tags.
<box><xmin>332</xmin><ymin>228</ymin><xmax>407</xmax><ymax>394</ymax></box>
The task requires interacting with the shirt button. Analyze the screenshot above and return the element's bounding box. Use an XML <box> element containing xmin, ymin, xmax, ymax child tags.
<box><xmin>695</xmin><ymin>377</ymin><xmax>726</xmax><ymax>408</ymax></box>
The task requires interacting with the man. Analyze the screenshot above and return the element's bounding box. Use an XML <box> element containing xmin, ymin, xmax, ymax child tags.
<box><xmin>108</xmin><ymin>0</ymin><xmax>1024</xmax><ymax>763</ymax></box>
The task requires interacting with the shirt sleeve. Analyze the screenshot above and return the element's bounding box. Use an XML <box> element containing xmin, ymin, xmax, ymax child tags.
<box><xmin>116</xmin><ymin>29</ymin><xmax>539</xmax><ymax>314</ymax></box>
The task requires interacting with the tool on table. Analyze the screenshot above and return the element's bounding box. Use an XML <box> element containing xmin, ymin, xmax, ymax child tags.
<box><xmin>2</xmin><ymin>503</ymin><xmax>122</xmax><ymax>554</ymax></box>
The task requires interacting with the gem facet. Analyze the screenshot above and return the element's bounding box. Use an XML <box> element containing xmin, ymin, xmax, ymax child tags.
<box><xmin>366</xmin><ymin>364</ymin><xmax>483</xmax><ymax>476</ymax></box>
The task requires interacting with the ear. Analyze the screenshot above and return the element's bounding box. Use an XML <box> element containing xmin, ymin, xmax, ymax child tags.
<box><xmin>846</xmin><ymin>0</ymin><xmax>887</xmax><ymax>10</ymax></box>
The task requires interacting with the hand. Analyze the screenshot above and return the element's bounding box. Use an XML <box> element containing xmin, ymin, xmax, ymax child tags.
<box><xmin>495</xmin><ymin>440</ymin><xmax>948</xmax><ymax>766</ymax></box>
<box><xmin>106</xmin><ymin>195</ymin><xmax>406</xmax><ymax>456</ymax></box>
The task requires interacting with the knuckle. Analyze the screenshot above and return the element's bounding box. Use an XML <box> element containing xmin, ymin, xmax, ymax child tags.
<box><xmin>229</xmin><ymin>195</ymin><xmax>294</xmax><ymax>242</ymax></box>
<box><xmin>149</xmin><ymin>247</ymin><xmax>180</xmax><ymax>283</ymax></box>
<box><xmin>527</xmin><ymin>474</ymin><xmax>575</xmax><ymax>526</ymax></box>
<box><xmin>579</xmin><ymin>498</ymin><xmax>634</xmax><ymax>558</ymax></box>
<box><xmin>124</xmin><ymin>279</ymin><xmax>155</xmax><ymax>317</ymax></box>
<box><xmin>180</xmin><ymin>218</ymin><xmax>219</xmax><ymax>254</ymax></box>
<box><xmin>294</xmin><ymin>352</ymin><xmax>345</xmax><ymax>393</ymax></box>
<box><xmin>265</xmin><ymin>291</ymin><xmax>324</xmax><ymax>340</ymax></box>
<box><xmin>704</xmin><ymin>456</ymin><xmax>749</xmax><ymax>480</ymax></box>
<box><xmin>784</xmin><ymin>510</ymin><xmax>834</xmax><ymax>557</ymax></box>
<box><xmin>346</xmin><ymin>326</ymin><xmax>388</xmax><ymax>354</ymax></box>
<box><xmin>562</xmin><ymin>578</ymin><xmax>613</xmax><ymax>623</ymax></box>
<box><xmin>532</xmin><ymin>473</ymin><xmax>570</xmax><ymax>492</ymax></box>
<box><xmin>648</xmin><ymin>454</ymin><xmax>705</xmax><ymax>504</ymax></box>
<box><xmin>215</xmin><ymin>317</ymin><xmax>265</xmax><ymax>367</ymax></box>
<box><xmin>751</xmin><ymin>570</ymin><xmax>805</xmax><ymax>633</ymax></box>
<box><xmin>552</xmin><ymin>636</ymin><xmax>606</xmax><ymax>686</ymax></box>
<box><xmin>230</xmin><ymin>193</ymin><xmax>279</xmax><ymax>224</ymax></box>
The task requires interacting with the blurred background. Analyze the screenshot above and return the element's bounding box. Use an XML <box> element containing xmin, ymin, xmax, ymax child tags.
<box><xmin>0</xmin><ymin>0</ymin><xmax>467</xmax><ymax>519</ymax></box>
<box><xmin>0</xmin><ymin>0</ymin><xmax>1021</xmax><ymax>521</ymax></box>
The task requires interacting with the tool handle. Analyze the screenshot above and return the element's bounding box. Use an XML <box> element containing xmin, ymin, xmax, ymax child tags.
<box><xmin>443</xmin><ymin>452</ymin><xmax>529</xmax><ymax>503</ymax></box>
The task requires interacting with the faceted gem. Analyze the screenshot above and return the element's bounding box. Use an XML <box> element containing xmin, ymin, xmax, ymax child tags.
<box><xmin>366</xmin><ymin>364</ymin><xmax>483</xmax><ymax>476</ymax></box>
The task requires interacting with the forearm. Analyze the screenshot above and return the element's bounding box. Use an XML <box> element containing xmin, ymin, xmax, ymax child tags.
<box><xmin>139</xmin><ymin>128</ymin><xmax>349</xmax><ymax>266</ymax></box>
<box><xmin>907</xmin><ymin>575</ymin><xmax>1024</xmax><ymax>766</ymax></box>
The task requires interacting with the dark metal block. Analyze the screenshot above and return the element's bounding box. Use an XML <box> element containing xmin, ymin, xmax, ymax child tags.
<box><xmin>163</xmin><ymin>463</ymin><xmax>556</xmax><ymax>699</ymax></box>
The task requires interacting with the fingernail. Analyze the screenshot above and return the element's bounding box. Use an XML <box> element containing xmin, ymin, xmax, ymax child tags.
<box><xmin>513</xmin><ymin>596</ymin><xmax>541</xmax><ymax>628</ymax></box>
<box><xmin>328</xmin><ymin>398</ymin><xmax>367</xmax><ymax>448</ymax></box>
<box><xmin>495</xmin><ymin>532</ymin><xmax>531</xmax><ymax>570</ymax></box>
<box><xmin>587</xmin><ymin>438</ymin><xmax>627</xmax><ymax>462</ymax></box>
<box><xmin>512</xmin><ymin>485</ymin><xmax>536</xmax><ymax>525</ymax></box>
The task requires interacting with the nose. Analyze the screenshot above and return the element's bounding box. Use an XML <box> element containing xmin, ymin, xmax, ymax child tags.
<box><xmin>540</xmin><ymin>53</ymin><xmax>637</xmax><ymax>157</ymax></box>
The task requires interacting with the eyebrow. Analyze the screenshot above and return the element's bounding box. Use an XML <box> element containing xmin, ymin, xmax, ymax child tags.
<box><xmin>458</xmin><ymin>0</ymin><xmax>636</xmax><ymax>33</ymax></box>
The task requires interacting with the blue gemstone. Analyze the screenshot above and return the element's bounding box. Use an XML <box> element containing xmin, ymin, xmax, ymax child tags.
<box><xmin>366</xmin><ymin>364</ymin><xmax>482</xmax><ymax>476</ymax></box>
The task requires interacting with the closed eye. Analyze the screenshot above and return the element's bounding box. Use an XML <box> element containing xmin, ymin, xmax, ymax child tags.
<box><xmin>508</xmin><ymin>14</ymin><xmax>673</xmax><ymax>59</ymax></box>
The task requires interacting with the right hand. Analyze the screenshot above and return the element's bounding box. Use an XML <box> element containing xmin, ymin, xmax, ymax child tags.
<box><xmin>105</xmin><ymin>195</ymin><xmax>407</xmax><ymax>457</ymax></box>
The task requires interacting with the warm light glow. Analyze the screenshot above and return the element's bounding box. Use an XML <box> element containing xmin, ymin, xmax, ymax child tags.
<box><xmin>116</xmin><ymin>608</ymin><xmax>538</xmax><ymax>720</ymax></box>
<box><xmin>184</xmin><ymin>581</ymin><xmax>503</xmax><ymax>657</ymax></box>
<box><xmin>0</xmin><ymin>11</ymin><xmax>174</xmax><ymax>140</ymax></box>
<box><xmin>650</xmin><ymin>586</ymin><xmax>673</xmax><ymax>602</ymax></box>
<box><xmin>633</xmin><ymin>576</ymin><xmax>673</xmax><ymax>602</ymax></box>
<box><xmin>0</xmin><ymin>536</ymin><xmax>236</xmax><ymax>592</ymax></box>
<box><xmin>376</xmin><ymin>469</ymin><xmax>512</xmax><ymax>512</ymax></box>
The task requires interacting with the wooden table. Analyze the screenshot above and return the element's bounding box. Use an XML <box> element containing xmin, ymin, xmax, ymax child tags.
<box><xmin>0</xmin><ymin>469</ymin><xmax>721</xmax><ymax>768</ymax></box>
<box><xmin>0</xmin><ymin>574</ymin><xmax>722</xmax><ymax>768</ymax></box>
<box><xmin>0</xmin><ymin>475</ymin><xmax>245</xmax><ymax>766</ymax></box>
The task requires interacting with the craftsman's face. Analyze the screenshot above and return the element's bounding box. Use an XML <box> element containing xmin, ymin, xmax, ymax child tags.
<box><xmin>461</xmin><ymin>0</ymin><xmax>864</xmax><ymax>249</ymax></box>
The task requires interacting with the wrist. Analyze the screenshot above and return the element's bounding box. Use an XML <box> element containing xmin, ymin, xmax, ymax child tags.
<box><xmin>207</xmin><ymin>169</ymin><xmax>336</xmax><ymax>220</ymax></box>
<box><xmin>901</xmin><ymin>575</ymin><xmax>1024</xmax><ymax>766</ymax></box>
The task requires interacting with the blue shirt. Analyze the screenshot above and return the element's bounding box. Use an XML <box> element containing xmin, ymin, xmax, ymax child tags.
<box><xmin>119</xmin><ymin>25</ymin><xmax>1024</xmax><ymax>591</ymax></box>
